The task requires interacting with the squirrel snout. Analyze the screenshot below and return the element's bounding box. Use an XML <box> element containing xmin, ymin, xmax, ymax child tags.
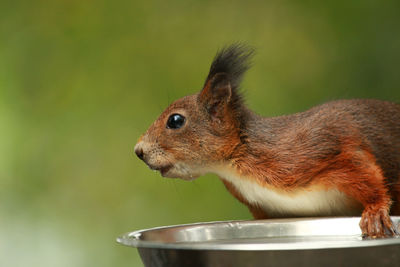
<box><xmin>134</xmin><ymin>143</ymin><xmax>145</xmax><ymax>161</ymax></box>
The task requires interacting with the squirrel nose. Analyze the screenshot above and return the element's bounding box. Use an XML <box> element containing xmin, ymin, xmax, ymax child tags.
<box><xmin>134</xmin><ymin>144</ymin><xmax>145</xmax><ymax>160</ymax></box>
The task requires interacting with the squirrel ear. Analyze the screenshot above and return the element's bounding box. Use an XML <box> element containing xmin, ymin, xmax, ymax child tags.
<box><xmin>198</xmin><ymin>73</ymin><xmax>232</xmax><ymax>118</ymax></box>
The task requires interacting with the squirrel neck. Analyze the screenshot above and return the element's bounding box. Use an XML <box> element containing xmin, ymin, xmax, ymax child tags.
<box><xmin>226</xmin><ymin>108</ymin><xmax>294</xmax><ymax>183</ymax></box>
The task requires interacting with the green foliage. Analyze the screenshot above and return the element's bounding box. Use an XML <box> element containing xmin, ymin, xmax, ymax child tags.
<box><xmin>1</xmin><ymin>0</ymin><xmax>399</xmax><ymax>266</ymax></box>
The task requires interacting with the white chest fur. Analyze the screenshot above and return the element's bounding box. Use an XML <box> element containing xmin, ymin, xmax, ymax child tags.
<box><xmin>216</xmin><ymin>170</ymin><xmax>361</xmax><ymax>217</ymax></box>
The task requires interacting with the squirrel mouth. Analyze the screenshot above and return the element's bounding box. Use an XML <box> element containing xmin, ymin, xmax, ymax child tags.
<box><xmin>159</xmin><ymin>165</ymin><xmax>172</xmax><ymax>176</ymax></box>
<box><xmin>149</xmin><ymin>164</ymin><xmax>173</xmax><ymax>176</ymax></box>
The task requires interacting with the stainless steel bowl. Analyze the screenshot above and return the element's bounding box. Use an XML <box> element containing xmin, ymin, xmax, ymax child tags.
<box><xmin>117</xmin><ymin>217</ymin><xmax>400</xmax><ymax>267</ymax></box>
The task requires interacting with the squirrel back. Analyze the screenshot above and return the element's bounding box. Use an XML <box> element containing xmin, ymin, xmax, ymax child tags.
<box><xmin>134</xmin><ymin>44</ymin><xmax>400</xmax><ymax>238</ymax></box>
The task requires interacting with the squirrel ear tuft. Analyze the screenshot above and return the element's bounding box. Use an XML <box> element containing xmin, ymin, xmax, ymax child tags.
<box><xmin>204</xmin><ymin>43</ymin><xmax>254</xmax><ymax>91</ymax></box>
<box><xmin>198</xmin><ymin>43</ymin><xmax>253</xmax><ymax>120</ymax></box>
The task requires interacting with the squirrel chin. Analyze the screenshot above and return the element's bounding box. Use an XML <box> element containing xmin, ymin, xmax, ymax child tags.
<box><xmin>160</xmin><ymin>165</ymin><xmax>202</xmax><ymax>181</ymax></box>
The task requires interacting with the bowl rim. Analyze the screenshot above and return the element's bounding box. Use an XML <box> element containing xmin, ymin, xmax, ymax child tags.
<box><xmin>116</xmin><ymin>217</ymin><xmax>400</xmax><ymax>251</ymax></box>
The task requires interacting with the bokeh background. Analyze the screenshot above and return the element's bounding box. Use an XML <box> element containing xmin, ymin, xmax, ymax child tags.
<box><xmin>1</xmin><ymin>0</ymin><xmax>400</xmax><ymax>266</ymax></box>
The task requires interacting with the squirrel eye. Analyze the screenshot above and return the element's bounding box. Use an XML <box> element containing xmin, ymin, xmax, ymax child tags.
<box><xmin>166</xmin><ymin>114</ymin><xmax>186</xmax><ymax>129</ymax></box>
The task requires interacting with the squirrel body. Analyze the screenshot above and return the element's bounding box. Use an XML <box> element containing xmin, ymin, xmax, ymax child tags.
<box><xmin>134</xmin><ymin>44</ymin><xmax>400</xmax><ymax>238</ymax></box>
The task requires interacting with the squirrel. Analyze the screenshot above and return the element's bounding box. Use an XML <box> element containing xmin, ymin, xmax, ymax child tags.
<box><xmin>134</xmin><ymin>44</ymin><xmax>400</xmax><ymax>238</ymax></box>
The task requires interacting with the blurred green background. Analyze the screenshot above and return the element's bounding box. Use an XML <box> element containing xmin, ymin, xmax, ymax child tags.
<box><xmin>1</xmin><ymin>0</ymin><xmax>399</xmax><ymax>266</ymax></box>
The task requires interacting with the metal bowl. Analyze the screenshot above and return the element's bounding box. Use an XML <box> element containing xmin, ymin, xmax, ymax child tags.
<box><xmin>117</xmin><ymin>217</ymin><xmax>400</xmax><ymax>267</ymax></box>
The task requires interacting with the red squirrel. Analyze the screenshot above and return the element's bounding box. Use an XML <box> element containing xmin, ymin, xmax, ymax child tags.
<box><xmin>134</xmin><ymin>44</ymin><xmax>400</xmax><ymax>238</ymax></box>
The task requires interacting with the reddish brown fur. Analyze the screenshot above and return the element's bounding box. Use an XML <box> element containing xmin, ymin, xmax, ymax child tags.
<box><xmin>225</xmin><ymin>100</ymin><xmax>400</xmax><ymax>237</ymax></box>
<box><xmin>135</xmin><ymin>44</ymin><xmax>400</xmax><ymax>238</ymax></box>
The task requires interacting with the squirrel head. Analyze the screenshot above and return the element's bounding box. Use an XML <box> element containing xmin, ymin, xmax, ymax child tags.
<box><xmin>134</xmin><ymin>44</ymin><xmax>254</xmax><ymax>180</ymax></box>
